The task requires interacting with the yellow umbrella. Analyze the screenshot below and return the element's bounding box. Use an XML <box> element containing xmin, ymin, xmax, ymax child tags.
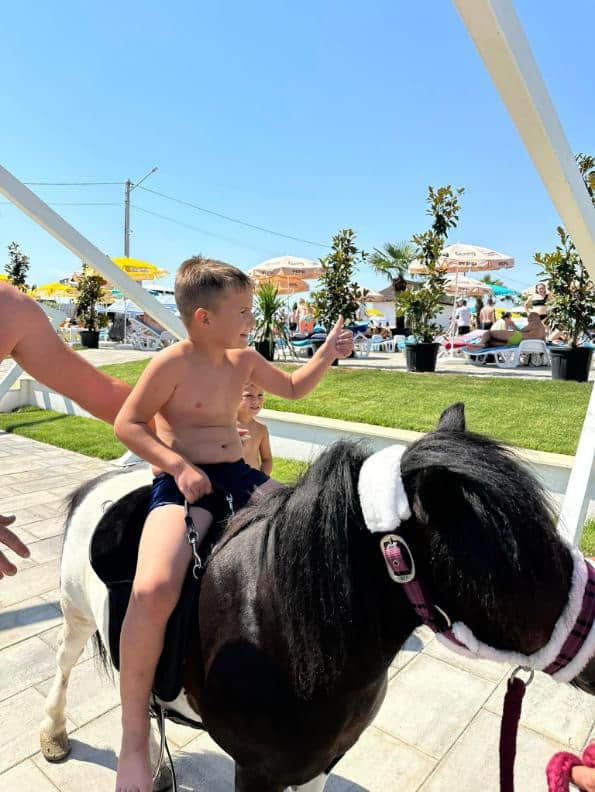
<box><xmin>31</xmin><ymin>282</ymin><xmax>78</xmax><ymax>299</ymax></box>
<box><xmin>0</xmin><ymin>274</ymin><xmax>9</xmax><ymax>281</ymax></box>
<box><xmin>366</xmin><ymin>307</ymin><xmax>385</xmax><ymax>317</ymax></box>
<box><xmin>110</xmin><ymin>257</ymin><xmax>169</xmax><ymax>281</ymax></box>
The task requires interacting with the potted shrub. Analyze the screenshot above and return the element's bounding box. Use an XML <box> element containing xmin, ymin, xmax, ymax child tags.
<box><xmin>368</xmin><ymin>241</ymin><xmax>416</xmax><ymax>337</ymax></box>
<box><xmin>311</xmin><ymin>228</ymin><xmax>364</xmax><ymax>364</ymax></box>
<box><xmin>253</xmin><ymin>281</ymin><xmax>289</xmax><ymax>361</ymax></box>
<box><xmin>396</xmin><ymin>185</ymin><xmax>464</xmax><ymax>372</ymax></box>
<box><xmin>534</xmin><ymin>154</ymin><xmax>595</xmax><ymax>382</ymax></box>
<box><xmin>75</xmin><ymin>265</ymin><xmax>108</xmax><ymax>348</ymax></box>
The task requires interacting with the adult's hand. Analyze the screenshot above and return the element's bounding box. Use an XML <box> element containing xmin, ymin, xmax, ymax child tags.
<box><xmin>0</xmin><ymin>515</ymin><xmax>30</xmax><ymax>579</ymax></box>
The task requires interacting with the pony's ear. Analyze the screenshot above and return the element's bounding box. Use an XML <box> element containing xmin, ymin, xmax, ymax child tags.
<box><xmin>437</xmin><ymin>402</ymin><xmax>466</xmax><ymax>433</ymax></box>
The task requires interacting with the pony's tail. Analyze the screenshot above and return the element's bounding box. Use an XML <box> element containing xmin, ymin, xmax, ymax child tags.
<box><xmin>92</xmin><ymin>631</ymin><xmax>114</xmax><ymax>680</ymax></box>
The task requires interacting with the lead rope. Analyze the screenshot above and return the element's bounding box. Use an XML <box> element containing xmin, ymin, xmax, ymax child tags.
<box><xmin>499</xmin><ymin>667</ymin><xmax>533</xmax><ymax>792</ymax></box>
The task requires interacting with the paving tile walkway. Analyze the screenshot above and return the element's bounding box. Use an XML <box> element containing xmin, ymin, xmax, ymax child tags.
<box><xmin>1</xmin><ymin>432</ymin><xmax>594</xmax><ymax>790</ymax></box>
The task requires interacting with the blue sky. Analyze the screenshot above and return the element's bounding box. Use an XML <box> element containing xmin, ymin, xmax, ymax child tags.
<box><xmin>0</xmin><ymin>0</ymin><xmax>592</xmax><ymax>296</ymax></box>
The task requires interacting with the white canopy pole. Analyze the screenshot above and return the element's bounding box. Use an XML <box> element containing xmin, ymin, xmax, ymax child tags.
<box><xmin>452</xmin><ymin>0</ymin><xmax>595</xmax><ymax>277</ymax></box>
<box><xmin>452</xmin><ymin>0</ymin><xmax>595</xmax><ymax>544</ymax></box>
<box><xmin>0</xmin><ymin>164</ymin><xmax>185</xmax><ymax>339</ymax></box>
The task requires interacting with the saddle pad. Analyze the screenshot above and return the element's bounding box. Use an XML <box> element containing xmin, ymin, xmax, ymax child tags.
<box><xmin>89</xmin><ymin>485</ymin><xmax>202</xmax><ymax>702</ymax></box>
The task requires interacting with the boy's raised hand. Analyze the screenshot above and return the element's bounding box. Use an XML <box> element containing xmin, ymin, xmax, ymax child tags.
<box><xmin>325</xmin><ymin>316</ymin><xmax>353</xmax><ymax>360</ymax></box>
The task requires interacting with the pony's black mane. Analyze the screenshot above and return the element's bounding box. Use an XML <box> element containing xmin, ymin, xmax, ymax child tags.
<box><xmin>230</xmin><ymin>441</ymin><xmax>382</xmax><ymax>697</ymax></box>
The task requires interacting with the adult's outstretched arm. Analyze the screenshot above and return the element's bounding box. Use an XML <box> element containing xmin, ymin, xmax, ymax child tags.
<box><xmin>1</xmin><ymin>282</ymin><xmax>131</xmax><ymax>424</ymax></box>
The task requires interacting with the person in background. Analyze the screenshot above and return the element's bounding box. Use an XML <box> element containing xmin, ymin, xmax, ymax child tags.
<box><xmin>237</xmin><ymin>382</ymin><xmax>273</xmax><ymax>475</ymax></box>
<box><xmin>455</xmin><ymin>298</ymin><xmax>471</xmax><ymax>335</ymax></box>
<box><xmin>490</xmin><ymin>311</ymin><xmax>514</xmax><ymax>331</ymax></box>
<box><xmin>478</xmin><ymin>311</ymin><xmax>546</xmax><ymax>348</ymax></box>
<box><xmin>479</xmin><ymin>297</ymin><xmax>497</xmax><ymax>330</ymax></box>
<box><xmin>289</xmin><ymin>302</ymin><xmax>298</xmax><ymax>333</ymax></box>
<box><xmin>525</xmin><ymin>282</ymin><xmax>549</xmax><ymax>322</ymax></box>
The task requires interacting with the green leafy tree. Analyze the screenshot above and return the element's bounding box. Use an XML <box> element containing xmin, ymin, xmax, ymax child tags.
<box><xmin>369</xmin><ymin>241</ymin><xmax>416</xmax><ymax>319</ymax></box>
<box><xmin>533</xmin><ymin>153</ymin><xmax>595</xmax><ymax>347</ymax></box>
<box><xmin>5</xmin><ymin>242</ymin><xmax>30</xmax><ymax>292</ymax></box>
<box><xmin>311</xmin><ymin>228</ymin><xmax>365</xmax><ymax>330</ymax></box>
<box><xmin>396</xmin><ymin>185</ymin><xmax>465</xmax><ymax>342</ymax></box>
<box><xmin>75</xmin><ymin>265</ymin><xmax>108</xmax><ymax>332</ymax></box>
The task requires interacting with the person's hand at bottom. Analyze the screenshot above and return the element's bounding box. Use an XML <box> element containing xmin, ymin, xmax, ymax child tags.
<box><xmin>0</xmin><ymin>514</ymin><xmax>30</xmax><ymax>578</ymax></box>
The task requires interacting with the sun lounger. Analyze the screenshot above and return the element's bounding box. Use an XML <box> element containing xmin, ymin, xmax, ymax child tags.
<box><xmin>465</xmin><ymin>339</ymin><xmax>550</xmax><ymax>368</ymax></box>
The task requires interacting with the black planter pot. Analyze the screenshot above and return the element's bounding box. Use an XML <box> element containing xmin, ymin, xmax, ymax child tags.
<box><xmin>405</xmin><ymin>342</ymin><xmax>440</xmax><ymax>373</ymax></box>
<box><xmin>254</xmin><ymin>339</ymin><xmax>275</xmax><ymax>361</ymax></box>
<box><xmin>550</xmin><ymin>346</ymin><xmax>593</xmax><ymax>382</ymax></box>
<box><xmin>79</xmin><ymin>330</ymin><xmax>100</xmax><ymax>349</ymax></box>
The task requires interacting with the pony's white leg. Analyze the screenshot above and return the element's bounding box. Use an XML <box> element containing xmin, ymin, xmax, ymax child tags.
<box><xmin>40</xmin><ymin>599</ymin><xmax>97</xmax><ymax>761</ymax></box>
<box><xmin>291</xmin><ymin>775</ymin><xmax>328</xmax><ymax>792</ymax></box>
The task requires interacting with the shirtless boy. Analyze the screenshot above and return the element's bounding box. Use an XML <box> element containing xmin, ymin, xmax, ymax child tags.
<box><xmin>237</xmin><ymin>382</ymin><xmax>272</xmax><ymax>475</ymax></box>
<box><xmin>113</xmin><ymin>256</ymin><xmax>353</xmax><ymax>792</ymax></box>
<box><xmin>0</xmin><ymin>282</ymin><xmax>132</xmax><ymax>579</ymax></box>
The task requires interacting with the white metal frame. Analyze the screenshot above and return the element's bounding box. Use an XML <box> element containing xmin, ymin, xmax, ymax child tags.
<box><xmin>1</xmin><ymin>0</ymin><xmax>594</xmax><ymax>542</ymax></box>
<box><xmin>452</xmin><ymin>0</ymin><xmax>595</xmax><ymax>543</ymax></box>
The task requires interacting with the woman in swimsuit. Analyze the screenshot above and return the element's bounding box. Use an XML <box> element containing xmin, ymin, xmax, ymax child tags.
<box><xmin>525</xmin><ymin>282</ymin><xmax>549</xmax><ymax>322</ymax></box>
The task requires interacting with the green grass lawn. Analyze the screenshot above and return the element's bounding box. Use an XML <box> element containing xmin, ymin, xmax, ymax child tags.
<box><xmin>99</xmin><ymin>359</ymin><xmax>591</xmax><ymax>455</ymax></box>
<box><xmin>0</xmin><ymin>406</ymin><xmax>307</xmax><ymax>483</ymax></box>
<box><xmin>0</xmin><ymin>406</ymin><xmax>592</xmax><ymax>552</ymax></box>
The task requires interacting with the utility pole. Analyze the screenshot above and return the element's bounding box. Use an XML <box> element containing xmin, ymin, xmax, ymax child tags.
<box><xmin>123</xmin><ymin>167</ymin><xmax>158</xmax><ymax>258</ymax></box>
<box><xmin>124</xmin><ymin>179</ymin><xmax>132</xmax><ymax>257</ymax></box>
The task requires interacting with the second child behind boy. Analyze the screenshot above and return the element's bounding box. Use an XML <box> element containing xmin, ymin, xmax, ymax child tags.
<box><xmin>113</xmin><ymin>256</ymin><xmax>353</xmax><ymax>792</ymax></box>
<box><xmin>237</xmin><ymin>382</ymin><xmax>273</xmax><ymax>475</ymax></box>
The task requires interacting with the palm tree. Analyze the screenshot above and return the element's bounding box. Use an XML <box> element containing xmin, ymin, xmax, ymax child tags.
<box><xmin>368</xmin><ymin>242</ymin><xmax>416</xmax><ymax>327</ymax></box>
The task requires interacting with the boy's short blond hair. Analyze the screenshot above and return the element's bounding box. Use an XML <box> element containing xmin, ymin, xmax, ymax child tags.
<box><xmin>175</xmin><ymin>256</ymin><xmax>253</xmax><ymax>326</ymax></box>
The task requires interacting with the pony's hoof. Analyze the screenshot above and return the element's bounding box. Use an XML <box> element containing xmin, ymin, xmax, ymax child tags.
<box><xmin>153</xmin><ymin>763</ymin><xmax>174</xmax><ymax>791</ymax></box>
<box><xmin>40</xmin><ymin>730</ymin><xmax>71</xmax><ymax>762</ymax></box>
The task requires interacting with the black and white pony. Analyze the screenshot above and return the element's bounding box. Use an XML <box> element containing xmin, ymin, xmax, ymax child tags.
<box><xmin>40</xmin><ymin>403</ymin><xmax>595</xmax><ymax>791</ymax></box>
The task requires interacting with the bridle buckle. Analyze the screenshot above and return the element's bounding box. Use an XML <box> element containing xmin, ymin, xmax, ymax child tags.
<box><xmin>380</xmin><ymin>534</ymin><xmax>416</xmax><ymax>584</ymax></box>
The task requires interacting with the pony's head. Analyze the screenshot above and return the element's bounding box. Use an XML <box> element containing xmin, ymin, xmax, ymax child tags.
<box><xmin>234</xmin><ymin>402</ymin><xmax>594</xmax><ymax>698</ymax></box>
<box><xmin>398</xmin><ymin>402</ymin><xmax>571</xmax><ymax>654</ymax></box>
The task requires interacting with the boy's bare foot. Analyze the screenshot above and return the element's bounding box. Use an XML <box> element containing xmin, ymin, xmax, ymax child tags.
<box><xmin>116</xmin><ymin>731</ymin><xmax>152</xmax><ymax>792</ymax></box>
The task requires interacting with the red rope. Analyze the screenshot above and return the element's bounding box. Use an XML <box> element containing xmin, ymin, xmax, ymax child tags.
<box><xmin>499</xmin><ymin>677</ymin><xmax>526</xmax><ymax>792</ymax></box>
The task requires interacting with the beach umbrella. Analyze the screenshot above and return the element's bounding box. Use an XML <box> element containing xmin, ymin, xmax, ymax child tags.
<box><xmin>443</xmin><ymin>275</ymin><xmax>494</xmax><ymax>298</ymax></box>
<box><xmin>409</xmin><ymin>244</ymin><xmax>514</xmax><ymax>275</ymax></box>
<box><xmin>255</xmin><ymin>275</ymin><xmax>309</xmax><ymax>295</ymax></box>
<box><xmin>31</xmin><ymin>282</ymin><xmax>78</xmax><ymax>300</ymax></box>
<box><xmin>110</xmin><ymin>257</ymin><xmax>169</xmax><ymax>281</ymax></box>
<box><xmin>366</xmin><ymin>307</ymin><xmax>386</xmax><ymax>318</ymax></box>
<box><xmin>249</xmin><ymin>256</ymin><xmax>323</xmax><ymax>280</ymax></box>
<box><xmin>0</xmin><ymin>274</ymin><xmax>9</xmax><ymax>281</ymax></box>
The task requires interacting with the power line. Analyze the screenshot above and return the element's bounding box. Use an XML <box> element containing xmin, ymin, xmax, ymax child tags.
<box><xmin>138</xmin><ymin>185</ymin><xmax>329</xmax><ymax>249</ymax></box>
<box><xmin>0</xmin><ymin>201</ymin><xmax>120</xmax><ymax>206</ymax></box>
<box><xmin>131</xmin><ymin>204</ymin><xmax>279</xmax><ymax>257</ymax></box>
<box><xmin>23</xmin><ymin>181</ymin><xmax>122</xmax><ymax>186</ymax></box>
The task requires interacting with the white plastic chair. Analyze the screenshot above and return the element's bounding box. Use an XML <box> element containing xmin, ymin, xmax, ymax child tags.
<box><xmin>353</xmin><ymin>333</ymin><xmax>371</xmax><ymax>359</ymax></box>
